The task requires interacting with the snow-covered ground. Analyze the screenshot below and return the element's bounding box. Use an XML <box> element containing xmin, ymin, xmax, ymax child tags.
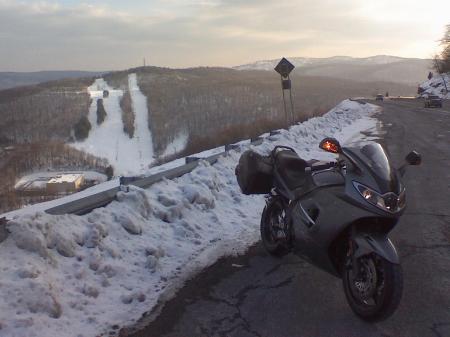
<box><xmin>0</xmin><ymin>100</ymin><xmax>380</xmax><ymax>337</ymax></box>
<box><xmin>160</xmin><ymin>130</ymin><xmax>189</xmax><ymax>159</ymax></box>
<box><xmin>418</xmin><ymin>73</ymin><xmax>450</xmax><ymax>99</ymax></box>
<box><xmin>73</xmin><ymin>75</ymin><xmax>156</xmax><ymax>175</ymax></box>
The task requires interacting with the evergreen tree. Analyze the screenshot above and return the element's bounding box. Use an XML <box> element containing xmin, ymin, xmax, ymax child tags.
<box><xmin>74</xmin><ymin>116</ymin><xmax>91</xmax><ymax>140</ymax></box>
<box><xmin>105</xmin><ymin>165</ymin><xmax>114</xmax><ymax>180</ymax></box>
<box><xmin>96</xmin><ymin>99</ymin><xmax>107</xmax><ymax>125</ymax></box>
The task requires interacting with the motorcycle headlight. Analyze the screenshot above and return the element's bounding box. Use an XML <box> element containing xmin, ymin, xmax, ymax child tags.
<box><xmin>353</xmin><ymin>182</ymin><xmax>405</xmax><ymax>213</ymax></box>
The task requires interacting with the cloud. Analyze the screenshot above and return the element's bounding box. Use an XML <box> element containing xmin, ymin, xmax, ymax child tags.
<box><xmin>0</xmin><ymin>0</ymin><xmax>448</xmax><ymax>71</ymax></box>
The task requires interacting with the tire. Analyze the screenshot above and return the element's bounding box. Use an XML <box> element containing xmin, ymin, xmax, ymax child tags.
<box><xmin>260</xmin><ymin>198</ymin><xmax>289</xmax><ymax>257</ymax></box>
<box><xmin>342</xmin><ymin>254</ymin><xmax>403</xmax><ymax>322</ymax></box>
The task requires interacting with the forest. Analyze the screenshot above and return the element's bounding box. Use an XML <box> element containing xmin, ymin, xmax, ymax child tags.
<box><xmin>0</xmin><ymin>66</ymin><xmax>417</xmax><ymax>212</ymax></box>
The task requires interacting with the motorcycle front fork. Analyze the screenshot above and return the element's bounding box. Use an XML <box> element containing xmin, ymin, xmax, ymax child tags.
<box><xmin>347</xmin><ymin>226</ymin><xmax>362</xmax><ymax>279</ymax></box>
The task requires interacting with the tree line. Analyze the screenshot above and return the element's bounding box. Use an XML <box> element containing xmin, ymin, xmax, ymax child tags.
<box><xmin>433</xmin><ymin>24</ymin><xmax>450</xmax><ymax>74</ymax></box>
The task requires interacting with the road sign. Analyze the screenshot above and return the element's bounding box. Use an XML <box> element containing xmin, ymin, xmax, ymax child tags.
<box><xmin>274</xmin><ymin>58</ymin><xmax>295</xmax><ymax>78</ymax></box>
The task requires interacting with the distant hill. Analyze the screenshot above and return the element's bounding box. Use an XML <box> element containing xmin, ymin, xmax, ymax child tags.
<box><xmin>0</xmin><ymin>71</ymin><xmax>105</xmax><ymax>90</ymax></box>
<box><xmin>0</xmin><ymin>66</ymin><xmax>417</xmax><ymax>156</ymax></box>
<box><xmin>235</xmin><ymin>55</ymin><xmax>432</xmax><ymax>85</ymax></box>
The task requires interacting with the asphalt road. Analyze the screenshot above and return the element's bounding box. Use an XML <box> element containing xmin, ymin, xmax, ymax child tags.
<box><xmin>124</xmin><ymin>99</ymin><xmax>450</xmax><ymax>337</ymax></box>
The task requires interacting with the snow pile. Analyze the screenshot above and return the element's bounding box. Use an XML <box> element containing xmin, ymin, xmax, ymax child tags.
<box><xmin>0</xmin><ymin>100</ymin><xmax>379</xmax><ymax>337</ymax></box>
<box><xmin>418</xmin><ymin>73</ymin><xmax>450</xmax><ymax>99</ymax></box>
<box><xmin>73</xmin><ymin>75</ymin><xmax>155</xmax><ymax>176</ymax></box>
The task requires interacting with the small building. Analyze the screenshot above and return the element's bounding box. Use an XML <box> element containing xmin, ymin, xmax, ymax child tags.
<box><xmin>47</xmin><ymin>174</ymin><xmax>85</xmax><ymax>194</ymax></box>
<box><xmin>4</xmin><ymin>146</ymin><xmax>15</xmax><ymax>153</ymax></box>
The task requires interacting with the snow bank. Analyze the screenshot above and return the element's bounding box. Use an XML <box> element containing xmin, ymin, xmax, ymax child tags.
<box><xmin>72</xmin><ymin>76</ymin><xmax>155</xmax><ymax>176</ymax></box>
<box><xmin>419</xmin><ymin>73</ymin><xmax>450</xmax><ymax>99</ymax></box>
<box><xmin>0</xmin><ymin>100</ymin><xmax>379</xmax><ymax>337</ymax></box>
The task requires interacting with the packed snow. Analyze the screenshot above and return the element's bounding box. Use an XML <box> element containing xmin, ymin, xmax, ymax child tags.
<box><xmin>419</xmin><ymin>73</ymin><xmax>450</xmax><ymax>99</ymax></box>
<box><xmin>73</xmin><ymin>75</ymin><xmax>155</xmax><ymax>175</ymax></box>
<box><xmin>0</xmin><ymin>100</ymin><xmax>380</xmax><ymax>337</ymax></box>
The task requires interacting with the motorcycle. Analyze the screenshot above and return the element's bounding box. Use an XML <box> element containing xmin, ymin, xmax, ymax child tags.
<box><xmin>235</xmin><ymin>138</ymin><xmax>421</xmax><ymax>321</ymax></box>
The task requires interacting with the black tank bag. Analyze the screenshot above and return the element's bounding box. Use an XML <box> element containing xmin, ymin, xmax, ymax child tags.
<box><xmin>235</xmin><ymin>150</ymin><xmax>273</xmax><ymax>195</ymax></box>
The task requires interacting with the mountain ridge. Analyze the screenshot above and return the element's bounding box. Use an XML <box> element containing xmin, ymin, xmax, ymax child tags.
<box><xmin>234</xmin><ymin>55</ymin><xmax>432</xmax><ymax>84</ymax></box>
<box><xmin>0</xmin><ymin>70</ymin><xmax>105</xmax><ymax>90</ymax></box>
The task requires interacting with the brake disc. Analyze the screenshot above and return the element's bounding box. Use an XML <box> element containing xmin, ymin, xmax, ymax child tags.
<box><xmin>352</xmin><ymin>257</ymin><xmax>378</xmax><ymax>300</ymax></box>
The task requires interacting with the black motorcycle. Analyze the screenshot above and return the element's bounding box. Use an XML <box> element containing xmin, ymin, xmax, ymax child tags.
<box><xmin>235</xmin><ymin>138</ymin><xmax>421</xmax><ymax>321</ymax></box>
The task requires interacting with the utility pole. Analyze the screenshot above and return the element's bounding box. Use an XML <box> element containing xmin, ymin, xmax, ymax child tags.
<box><xmin>274</xmin><ymin>58</ymin><xmax>296</xmax><ymax>127</ymax></box>
<box><xmin>143</xmin><ymin>58</ymin><xmax>146</xmax><ymax>67</ymax></box>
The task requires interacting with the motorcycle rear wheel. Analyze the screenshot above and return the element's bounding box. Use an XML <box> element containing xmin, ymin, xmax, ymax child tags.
<box><xmin>342</xmin><ymin>254</ymin><xmax>403</xmax><ymax>322</ymax></box>
<box><xmin>260</xmin><ymin>199</ymin><xmax>289</xmax><ymax>256</ymax></box>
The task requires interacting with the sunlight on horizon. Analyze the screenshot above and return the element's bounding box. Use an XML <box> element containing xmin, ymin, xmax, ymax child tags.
<box><xmin>0</xmin><ymin>0</ymin><xmax>449</xmax><ymax>70</ymax></box>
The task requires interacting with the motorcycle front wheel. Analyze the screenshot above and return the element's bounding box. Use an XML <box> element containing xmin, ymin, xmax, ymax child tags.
<box><xmin>342</xmin><ymin>253</ymin><xmax>403</xmax><ymax>322</ymax></box>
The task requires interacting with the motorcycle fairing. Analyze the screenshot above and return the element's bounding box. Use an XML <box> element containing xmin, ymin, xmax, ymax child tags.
<box><xmin>291</xmin><ymin>184</ymin><xmax>399</xmax><ymax>276</ymax></box>
<box><xmin>344</xmin><ymin>143</ymin><xmax>403</xmax><ymax>195</ymax></box>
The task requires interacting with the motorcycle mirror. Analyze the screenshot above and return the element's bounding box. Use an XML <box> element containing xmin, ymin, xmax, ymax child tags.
<box><xmin>319</xmin><ymin>138</ymin><xmax>342</xmax><ymax>154</ymax></box>
<box><xmin>405</xmin><ymin>151</ymin><xmax>421</xmax><ymax>166</ymax></box>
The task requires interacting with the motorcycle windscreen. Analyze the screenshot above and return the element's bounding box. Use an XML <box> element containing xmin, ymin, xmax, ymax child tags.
<box><xmin>355</xmin><ymin>143</ymin><xmax>401</xmax><ymax>194</ymax></box>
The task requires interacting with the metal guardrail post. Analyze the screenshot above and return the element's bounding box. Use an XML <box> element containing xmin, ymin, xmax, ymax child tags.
<box><xmin>225</xmin><ymin>144</ymin><xmax>240</xmax><ymax>151</ymax></box>
<box><xmin>250</xmin><ymin>137</ymin><xmax>264</xmax><ymax>146</ymax></box>
<box><xmin>0</xmin><ymin>217</ymin><xmax>8</xmax><ymax>243</ymax></box>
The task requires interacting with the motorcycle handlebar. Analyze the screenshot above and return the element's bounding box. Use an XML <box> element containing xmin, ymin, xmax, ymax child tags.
<box><xmin>306</xmin><ymin>161</ymin><xmax>336</xmax><ymax>172</ymax></box>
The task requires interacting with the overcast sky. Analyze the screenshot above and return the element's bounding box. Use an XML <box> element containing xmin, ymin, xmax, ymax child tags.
<box><xmin>0</xmin><ymin>0</ymin><xmax>449</xmax><ymax>71</ymax></box>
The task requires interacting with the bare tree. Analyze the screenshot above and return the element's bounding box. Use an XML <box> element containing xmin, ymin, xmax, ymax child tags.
<box><xmin>433</xmin><ymin>24</ymin><xmax>450</xmax><ymax>74</ymax></box>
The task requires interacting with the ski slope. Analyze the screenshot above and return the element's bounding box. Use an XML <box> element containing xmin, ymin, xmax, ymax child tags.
<box><xmin>160</xmin><ymin>130</ymin><xmax>189</xmax><ymax>158</ymax></box>
<box><xmin>73</xmin><ymin>75</ymin><xmax>155</xmax><ymax>175</ymax></box>
<box><xmin>0</xmin><ymin>100</ymin><xmax>380</xmax><ymax>337</ymax></box>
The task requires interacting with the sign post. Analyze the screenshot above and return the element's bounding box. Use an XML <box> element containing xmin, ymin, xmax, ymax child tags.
<box><xmin>441</xmin><ymin>74</ymin><xmax>448</xmax><ymax>94</ymax></box>
<box><xmin>274</xmin><ymin>57</ymin><xmax>295</xmax><ymax>127</ymax></box>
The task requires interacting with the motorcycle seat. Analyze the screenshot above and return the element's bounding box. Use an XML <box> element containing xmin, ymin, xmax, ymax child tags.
<box><xmin>274</xmin><ymin>150</ymin><xmax>309</xmax><ymax>190</ymax></box>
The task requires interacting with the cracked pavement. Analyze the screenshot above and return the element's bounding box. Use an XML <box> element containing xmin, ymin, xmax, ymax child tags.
<box><xmin>124</xmin><ymin>99</ymin><xmax>450</xmax><ymax>337</ymax></box>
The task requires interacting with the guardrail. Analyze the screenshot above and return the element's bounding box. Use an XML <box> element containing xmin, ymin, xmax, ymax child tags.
<box><xmin>0</xmin><ymin>97</ymin><xmax>371</xmax><ymax>240</ymax></box>
<box><xmin>0</xmin><ymin>135</ymin><xmax>273</xmax><ymax>228</ymax></box>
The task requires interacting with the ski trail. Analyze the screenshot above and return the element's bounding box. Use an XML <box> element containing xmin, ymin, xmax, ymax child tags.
<box><xmin>78</xmin><ymin>78</ymin><xmax>127</xmax><ymax>171</ymax></box>
<box><xmin>128</xmin><ymin>73</ymin><xmax>154</xmax><ymax>167</ymax></box>
<box><xmin>74</xmin><ymin>77</ymin><xmax>155</xmax><ymax>175</ymax></box>
<box><xmin>161</xmin><ymin>130</ymin><xmax>189</xmax><ymax>158</ymax></box>
<box><xmin>87</xmin><ymin>79</ymin><xmax>108</xmax><ymax>128</ymax></box>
